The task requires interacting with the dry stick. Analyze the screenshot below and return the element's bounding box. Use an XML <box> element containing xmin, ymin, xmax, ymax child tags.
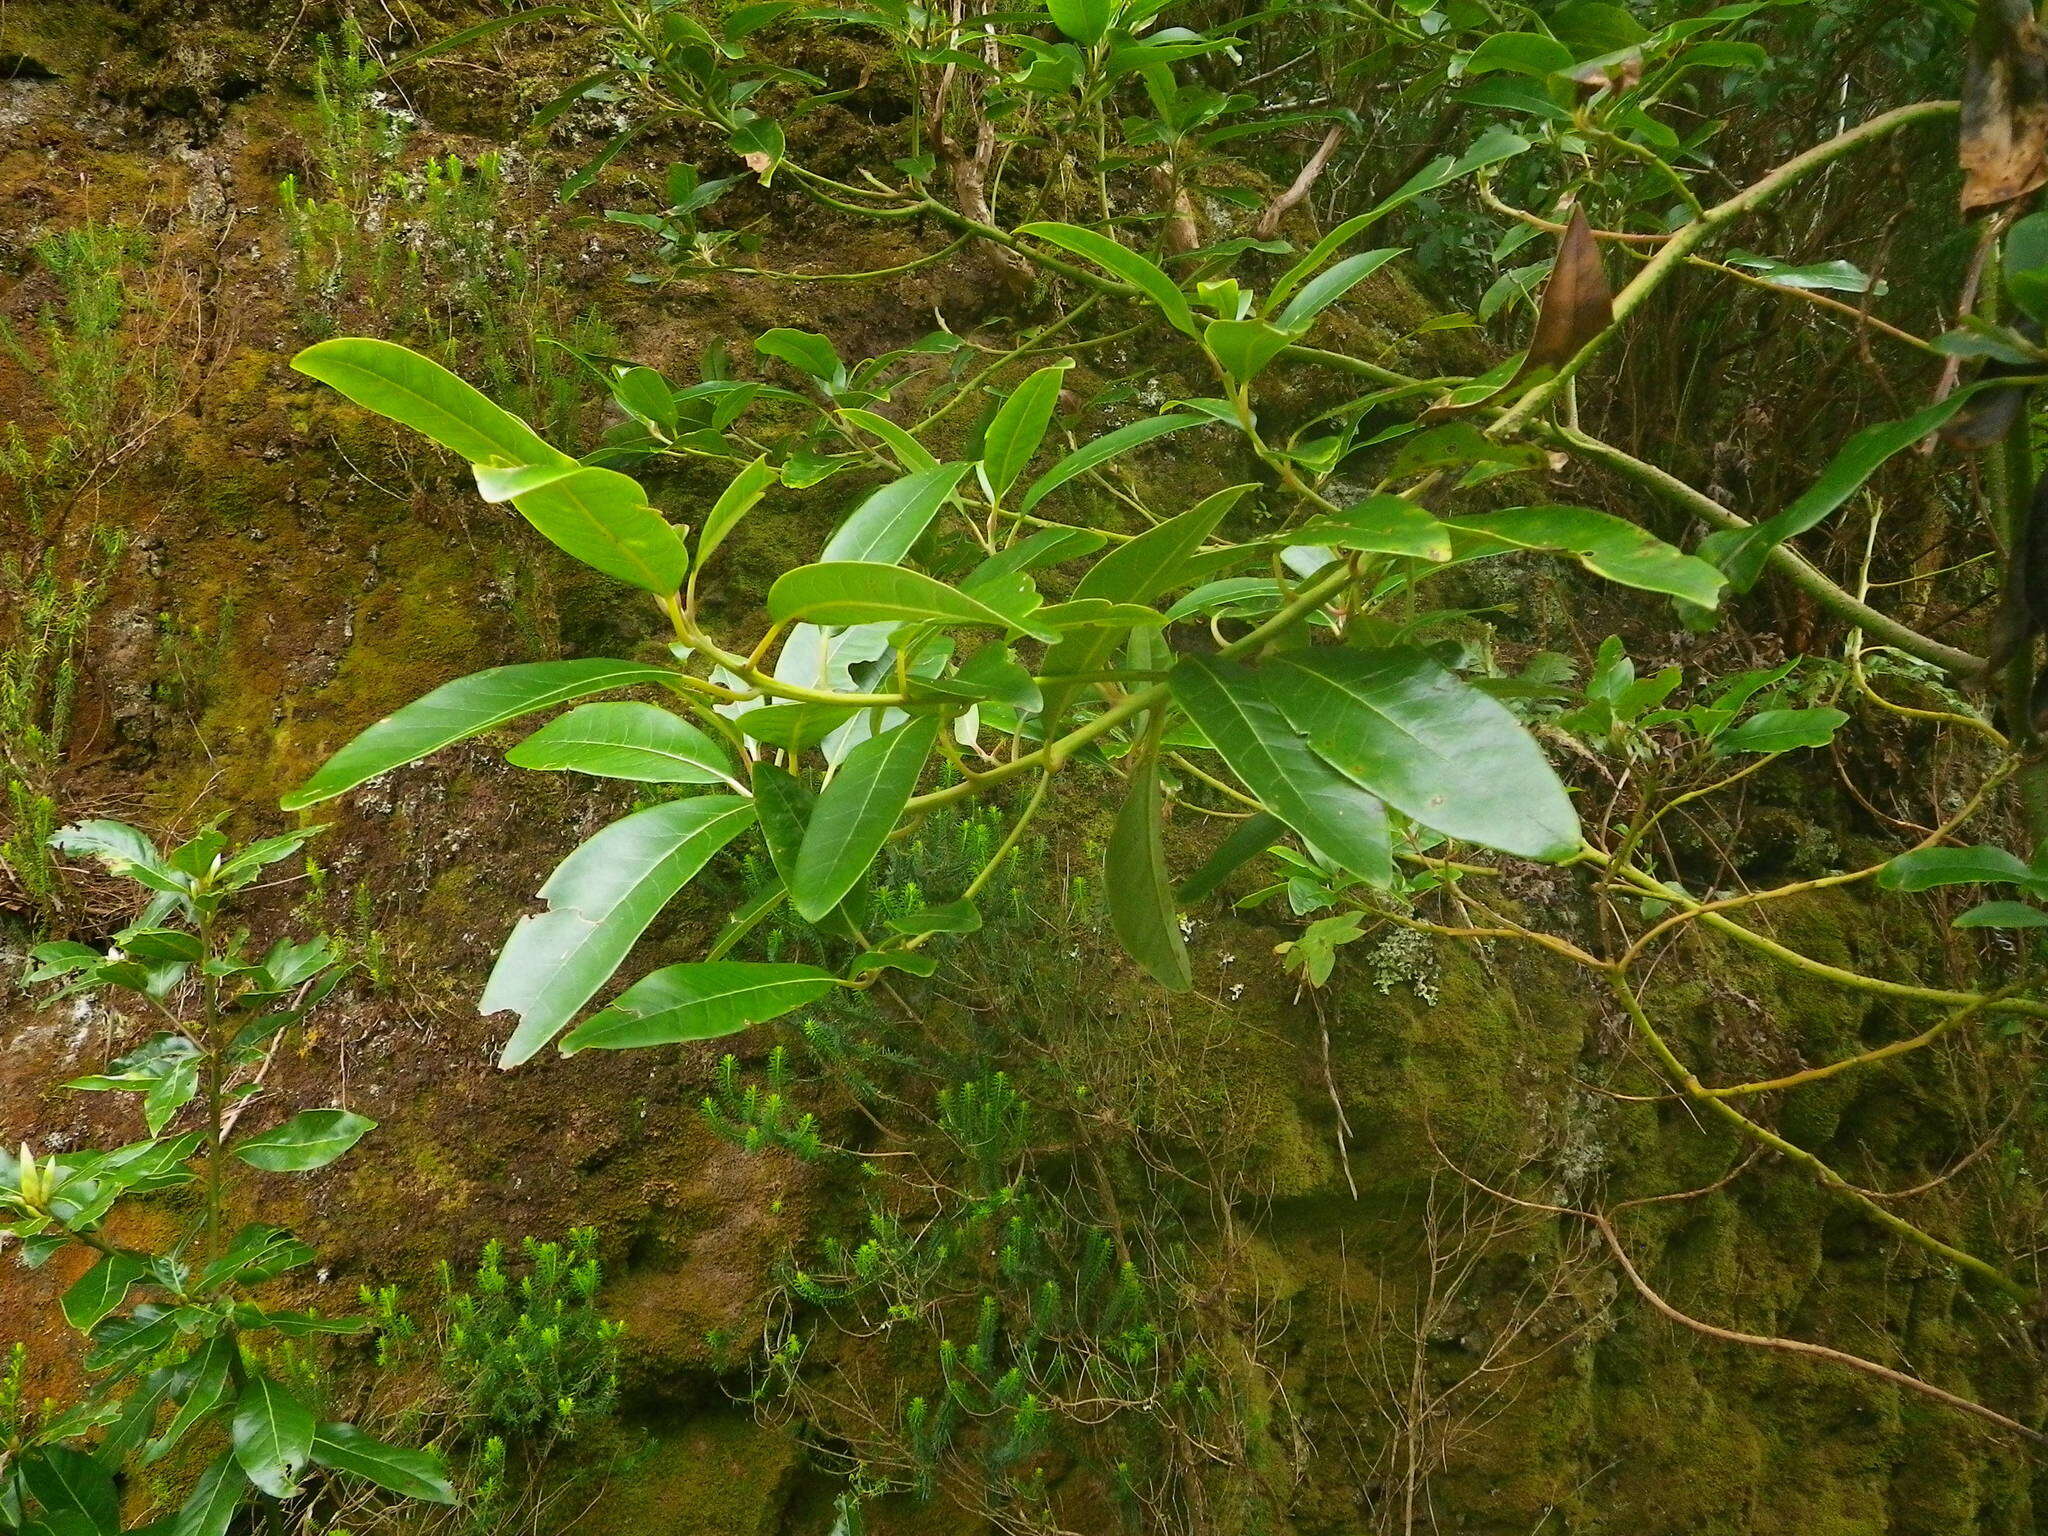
<box><xmin>1256</xmin><ymin>125</ymin><xmax>1347</xmax><ymax>239</ymax></box>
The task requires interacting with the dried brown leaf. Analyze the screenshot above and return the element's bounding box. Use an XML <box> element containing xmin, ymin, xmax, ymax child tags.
<box><xmin>1524</xmin><ymin>207</ymin><xmax>1613</xmax><ymax>373</ymax></box>
<box><xmin>1961</xmin><ymin>0</ymin><xmax>2048</xmax><ymax>215</ymax></box>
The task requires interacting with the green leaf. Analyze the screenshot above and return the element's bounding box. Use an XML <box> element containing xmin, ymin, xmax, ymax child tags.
<box><xmin>147</xmin><ymin>1337</ymin><xmax>235</xmax><ymax>1465</ymax></box>
<box><xmin>168</xmin><ymin>1454</ymin><xmax>245</xmax><ymax>1536</ymax></box>
<box><xmin>1176</xmin><ymin>812</ymin><xmax>1284</xmax><ymax>906</ymax></box>
<box><xmin>232</xmin><ymin>1375</ymin><xmax>315</xmax><ymax>1499</ymax></box>
<box><xmin>821</xmin><ymin>463</ymin><xmax>971</xmax><ymax>563</ymax></box>
<box><xmin>61</xmin><ymin>1251</ymin><xmax>144</xmax><ymax>1332</ymax></box>
<box><xmin>1105</xmin><ymin>746</ymin><xmax>1191</xmax><ymax>989</ymax></box>
<box><xmin>1204</xmin><ymin>318</ymin><xmax>1295</xmax><ymax>385</ymax></box>
<box><xmin>884</xmin><ymin>898</ymin><xmax>983</xmax><ymax>935</ymax></box>
<box><xmin>561</xmin><ymin>962</ymin><xmax>838</xmax><ymax>1052</ymax></box>
<box><xmin>698</xmin><ymin>456</ymin><xmax>779</xmax><ymax>567</ymax></box>
<box><xmin>1272</xmin><ymin>247</ymin><xmax>1405</xmax><ymax>332</ymax></box>
<box><xmin>1019</xmin><ymin>414</ymin><xmax>1206</xmax><ymax>511</ymax></box>
<box><xmin>1716</xmin><ymin>706</ymin><xmax>1847</xmax><ymax>754</ymax></box>
<box><xmin>1041</xmin><ymin>484</ymin><xmax>1252</xmax><ymax>722</ymax></box>
<box><xmin>1045</xmin><ymin>0</ymin><xmax>1116</xmax><ymax>45</ymax></box>
<box><xmin>285</xmin><ymin>659</ymin><xmax>679</xmax><ymax>811</ymax></box>
<box><xmin>1264</xmin><ymin>648</ymin><xmax>1580</xmax><ymax>860</ymax></box>
<box><xmin>767</xmin><ymin>562</ymin><xmax>1047</xmax><ymax>635</ymax></box>
<box><xmin>730</xmin><ymin>114</ymin><xmax>785</xmax><ymax>182</ymax></box>
<box><xmin>471</xmin><ymin>462</ymin><xmax>687</xmax><ymax>594</ymax></box>
<box><xmin>284</xmin><ymin>660</ymin><xmax>679</xmax><ymax>810</ymax></box>
<box><xmin>291</xmin><ymin>339</ymin><xmax>566</xmax><ymax>470</ymax></box>
<box><xmin>1171</xmin><ymin>655</ymin><xmax>1393</xmax><ymax>885</ymax></box>
<box><xmin>1017</xmin><ymin>222</ymin><xmax>1198</xmax><ymax>336</ymax></box>
<box><xmin>20</xmin><ymin>1448</ymin><xmax>118</xmax><ymax>1535</ymax></box>
<box><xmin>789</xmin><ymin>717</ymin><xmax>939</xmax><ymax>920</ymax></box>
<box><xmin>979</xmin><ymin>363</ymin><xmax>1070</xmax><ymax>502</ymax></box>
<box><xmin>737</xmin><ymin>701</ymin><xmax>860</xmax><ymax>752</ymax></box>
<box><xmin>1287</xmin><ymin>495</ymin><xmax>1451</xmax><ymax>561</ymax></box>
<box><xmin>839</xmin><ymin>407</ymin><xmax>939</xmax><ymax>473</ymax></box>
<box><xmin>1455</xmin><ymin>506</ymin><xmax>1725</xmax><ymax>607</ymax></box>
<box><xmin>233</xmin><ymin>1109</ymin><xmax>376</xmax><ymax>1173</ymax></box>
<box><xmin>1465</xmin><ymin>31</ymin><xmax>1575</xmax><ymax>76</ymax></box>
<box><xmin>2005</xmin><ymin>211</ymin><xmax>2048</xmax><ymax>324</ymax></box>
<box><xmin>755</xmin><ymin>328</ymin><xmax>843</xmax><ymax>382</ymax></box>
<box><xmin>750</xmin><ymin>762</ymin><xmax>812</xmax><ymax>886</ymax></box>
<box><xmin>310</xmin><ymin>1423</ymin><xmax>456</xmax><ymax>1504</ymax></box>
<box><xmin>1700</xmin><ymin>392</ymin><xmax>1980</xmax><ymax>592</ymax></box>
<box><xmin>1954</xmin><ymin>900</ymin><xmax>2048</xmax><ymax>929</ymax></box>
<box><xmin>485</xmin><ymin>796</ymin><xmax>758</xmax><ymax>1066</ymax></box>
<box><xmin>1879</xmin><ymin>845</ymin><xmax>2042</xmax><ymax>893</ymax></box>
<box><xmin>507</xmin><ymin>702</ymin><xmax>738</xmax><ymax>785</ymax></box>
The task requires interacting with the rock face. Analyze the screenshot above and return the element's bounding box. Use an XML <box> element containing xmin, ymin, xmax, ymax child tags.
<box><xmin>0</xmin><ymin>7</ymin><xmax>2041</xmax><ymax>1535</ymax></box>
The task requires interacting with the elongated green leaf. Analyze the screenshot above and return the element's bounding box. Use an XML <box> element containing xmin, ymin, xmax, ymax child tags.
<box><xmin>472</xmin><ymin>462</ymin><xmax>687</xmax><ymax>594</ymax></box>
<box><xmin>292</xmin><ymin>339</ymin><xmax>566</xmax><ymax>469</ymax></box>
<box><xmin>169</xmin><ymin>1454</ymin><xmax>245</xmax><ymax>1536</ymax></box>
<box><xmin>61</xmin><ymin>1251</ymin><xmax>144</xmax><ymax>1332</ymax></box>
<box><xmin>485</xmin><ymin>796</ymin><xmax>757</xmax><ymax>1066</ymax></box>
<box><xmin>508</xmin><ymin>702</ymin><xmax>737</xmax><ymax>785</ymax></box>
<box><xmin>1272</xmin><ymin>248</ymin><xmax>1405</xmax><ymax>332</ymax></box>
<box><xmin>311</xmin><ymin>1423</ymin><xmax>456</xmax><ymax>1504</ymax></box>
<box><xmin>698</xmin><ymin>456</ymin><xmax>778</xmax><ymax>567</ymax></box>
<box><xmin>233</xmin><ymin>1109</ymin><xmax>376</xmax><ymax>1173</ymax></box>
<box><xmin>1716</xmin><ymin>706</ymin><xmax>1847</xmax><ymax>754</ymax></box>
<box><xmin>750</xmin><ymin>761</ymin><xmax>812</xmax><ymax>887</ymax></box>
<box><xmin>1176</xmin><ymin>812</ymin><xmax>1284</xmax><ymax>906</ymax></box>
<box><xmin>1955</xmin><ymin>899</ymin><xmax>2048</xmax><ymax>928</ymax></box>
<box><xmin>232</xmin><ymin>1375</ymin><xmax>315</xmax><ymax>1498</ymax></box>
<box><xmin>283</xmin><ymin>659</ymin><xmax>679</xmax><ymax>810</ymax></box>
<box><xmin>1879</xmin><ymin>845</ymin><xmax>2043</xmax><ymax>893</ymax></box>
<box><xmin>561</xmin><ymin>962</ymin><xmax>837</xmax><ymax>1052</ymax></box>
<box><xmin>840</xmin><ymin>407</ymin><xmax>939</xmax><ymax>472</ymax></box>
<box><xmin>147</xmin><ymin>1336</ymin><xmax>235</xmax><ymax>1465</ymax></box>
<box><xmin>1171</xmin><ymin>655</ymin><xmax>1392</xmax><ymax>885</ymax></box>
<box><xmin>1265</xmin><ymin>648</ymin><xmax>1579</xmax><ymax>860</ymax></box>
<box><xmin>738</xmin><ymin>701</ymin><xmax>859</xmax><ymax>751</ymax></box>
<box><xmin>980</xmin><ymin>363</ymin><xmax>1070</xmax><ymax>502</ymax></box>
<box><xmin>756</xmin><ymin>328</ymin><xmax>843</xmax><ymax>381</ymax></box>
<box><xmin>20</xmin><ymin>1448</ymin><xmax>117</xmax><ymax>1534</ymax></box>
<box><xmin>1019</xmin><ymin>414</ymin><xmax>1205</xmax><ymax>511</ymax></box>
<box><xmin>1288</xmin><ymin>495</ymin><xmax>1451</xmax><ymax>561</ymax></box>
<box><xmin>1042</xmin><ymin>484</ymin><xmax>1253</xmax><ymax>721</ymax></box>
<box><xmin>767</xmin><ymin>562</ymin><xmax>1046</xmax><ymax>635</ymax></box>
<box><xmin>1455</xmin><ymin>506</ymin><xmax>1725</xmax><ymax>607</ymax></box>
<box><xmin>1204</xmin><ymin>318</ymin><xmax>1295</xmax><ymax>385</ymax></box>
<box><xmin>1105</xmin><ymin>746</ymin><xmax>1191</xmax><ymax>989</ymax></box>
<box><xmin>822</xmin><ymin>463</ymin><xmax>971</xmax><ymax>564</ymax></box>
<box><xmin>790</xmin><ymin>717</ymin><xmax>939</xmax><ymax>920</ymax></box>
<box><xmin>1701</xmin><ymin>392</ymin><xmax>1979</xmax><ymax>591</ymax></box>
<box><xmin>1018</xmin><ymin>222</ymin><xmax>1198</xmax><ymax>335</ymax></box>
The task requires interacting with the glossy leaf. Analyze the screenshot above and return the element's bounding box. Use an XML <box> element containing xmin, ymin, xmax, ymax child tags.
<box><xmin>168</xmin><ymin>1454</ymin><xmax>244</xmax><ymax>1536</ymax></box>
<box><xmin>310</xmin><ymin>1423</ymin><xmax>456</xmax><ymax>1504</ymax></box>
<box><xmin>291</xmin><ymin>339</ymin><xmax>566</xmax><ymax>470</ymax></box>
<box><xmin>20</xmin><ymin>1448</ymin><xmax>118</xmax><ymax>1535</ymax></box>
<box><xmin>232</xmin><ymin>1375</ymin><xmax>315</xmax><ymax>1498</ymax></box>
<box><xmin>1287</xmin><ymin>495</ymin><xmax>1451</xmax><ymax>562</ymax></box>
<box><xmin>841</xmin><ymin>407</ymin><xmax>939</xmax><ymax>473</ymax></box>
<box><xmin>1019</xmin><ymin>414</ymin><xmax>1205</xmax><ymax>511</ymax></box>
<box><xmin>821</xmin><ymin>463</ymin><xmax>971</xmax><ymax>563</ymax></box>
<box><xmin>1205</xmin><ymin>318</ymin><xmax>1295</xmax><ymax>385</ymax></box>
<box><xmin>486</xmin><ymin>796</ymin><xmax>757</xmax><ymax>1066</ymax></box>
<box><xmin>233</xmin><ymin>1109</ymin><xmax>376</xmax><ymax>1172</ymax></box>
<box><xmin>1879</xmin><ymin>845</ymin><xmax>2045</xmax><ymax>893</ymax></box>
<box><xmin>147</xmin><ymin>1337</ymin><xmax>235</xmax><ymax>1465</ymax></box>
<box><xmin>1273</xmin><ymin>248</ymin><xmax>1405</xmax><ymax>332</ymax></box>
<box><xmin>560</xmin><ymin>962</ymin><xmax>838</xmax><ymax>1052</ymax></box>
<box><xmin>508</xmin><ymin>701</ymin><xmax>738</xmax><ymax>785</ymax></box>
<box><xmin>470</xmin><ymin>461</ymin><xmax>687</xmax><ymax>594</ymax></box>
<box><xmin>1105</xmin><ymin>746</ymin><xmax>1191</xmax><ymax>989</ymax></box>
<box><xmin>283</xmin><ymin>659</ymin><xmax>679</xmax><ymax>810</ymax></box>
<box><xmin>1716</xmin><ymin>706</ymin><xmax>1847</xmax><ymax>753</ymax></box>
<box><xmin>1171</xmin><ymin>655</ymin><xmax>1393</xmax><ymax>885</ymax></box>
<box><xmin>698</xmin><ymin>456</ymin><xmax>778</xmax><ymax>567</ymax></box>
<box><xmin>1176</xmin><ymin>812</ymin><xmax>1284</xmax><ymax>906</ymax></box>
<box><xmin>755</xmin><ymin>328</ymin><xmax>844</xmax><ymax>381</ymax></box>
<box><xmin>1017</xmin><ymin>222</ymin><xmax>1198</xmax><ymax>335</ymax></box>
<box><xmin>61</xmin><ymin>1251</ymin><xmax>144</xmax><ymax>1332</ymax></box>
<box><xmin>1456</xmin><ymin>506</ymin><xmax>1725</xmax><ymax>607</ymax></box>
<box><xmin>979</xmin><ymin>363</ymin><xmax>1070</xmax><ymax>502</ymax></box>
<box><xmin>767</xmin><ymin>562</ymin><xmax>1048</xmax><ymax>635</ymax></box>
<box><xmin>1045</xmin><ymin>0</ymin><xmax>1116</xmax><ymax>45</ymax></box>
<box><xmin>1264</xmin><ymin>648</ymin><xmax>1579</xmax><ymax>859</ymax></box>
<box><xmin>789</xmin><ymin>717</ymin><xmax>939</xmax><ymax>920</ymax></box>
<box><xmin>1954</xmin><ymin>899</ymin><xmax>2048</xmax><ymax>928</ymax></box>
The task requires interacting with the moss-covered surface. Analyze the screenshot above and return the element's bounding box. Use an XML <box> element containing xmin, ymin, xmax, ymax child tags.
<box><xmin>1</xmin><ymin>4</ymin><xmax>2044</xmax><ymax>1533</ymax></box>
